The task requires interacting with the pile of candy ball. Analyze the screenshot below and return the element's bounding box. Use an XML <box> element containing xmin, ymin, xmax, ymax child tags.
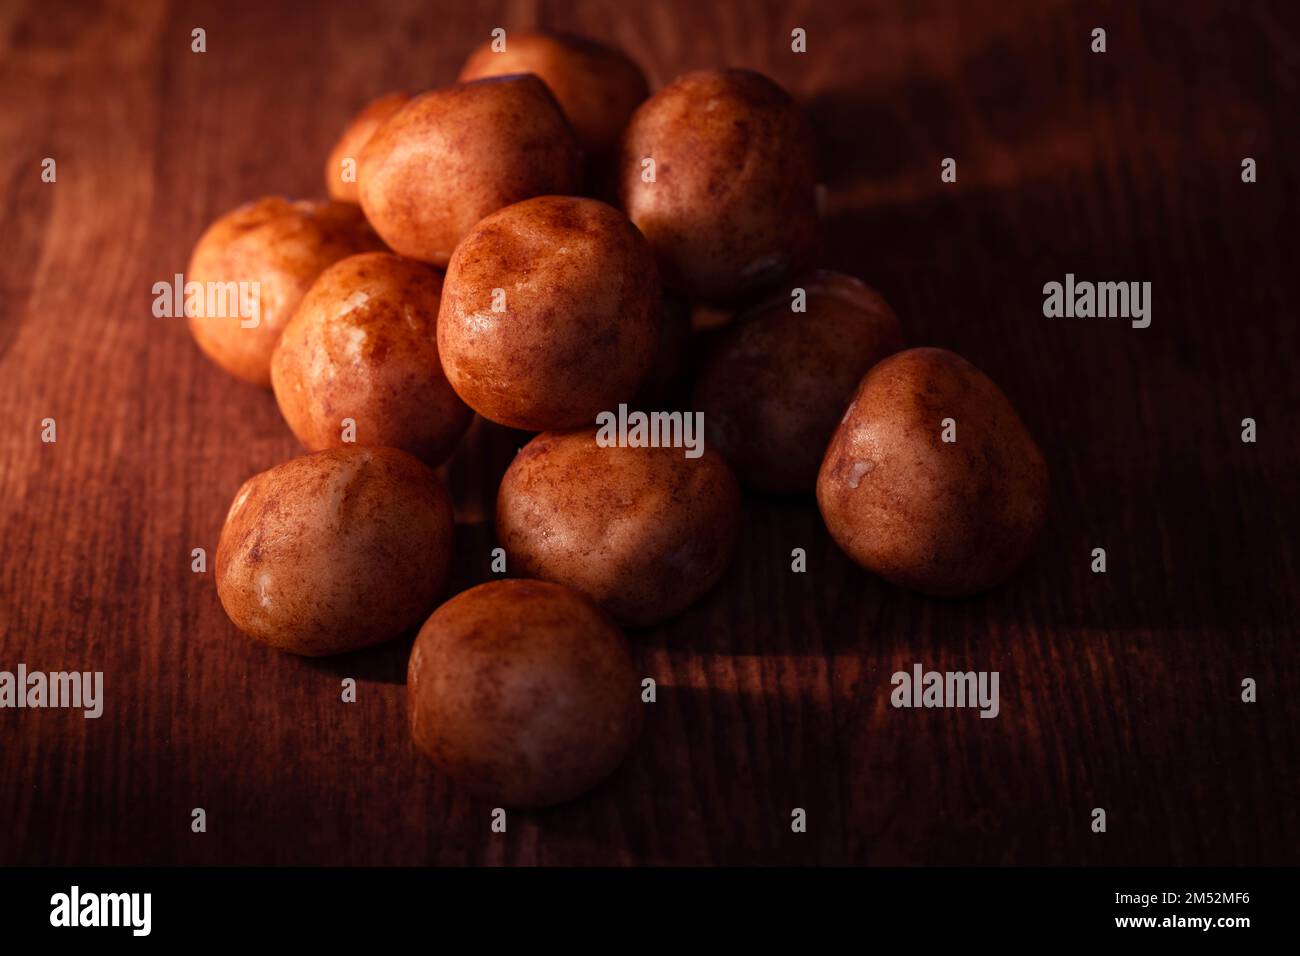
<box><xmin>186</xmin><ymin>31</ymin><xmax>1048</xmax><ymax>807</ymax></box>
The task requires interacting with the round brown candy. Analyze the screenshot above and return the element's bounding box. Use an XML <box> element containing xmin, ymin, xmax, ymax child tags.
<box><xmin>186</xmin><ymin>197</ymin><xmax>384</xmax><ymax>387</ymax></box>
<box><xmin>458</xmin><ymin>30</ymin><xmax>647</xmax><ymax>172</ymax></box>
<box><xmin>695</xmin><ymin>271</ymin><xmax>903</xmax><ymax>493</ymax></box>
<box><xmin>271</xmin><ymin>252</ymin><xmax>472</xmax><ymax>467</ymax></box>
<box><xmin>216</xmin><ymin>446</ymin><xmax>454</xmax><ymax>656</ymax></box>
<box><xmin>817</xmin><ymin>348</ymin><xmax>1050</xmax><ymax>596</ymax></box>
<box><xmin>324</xmin><ymin>91</ymin><xmax>410</xmax><ymax>204</ymax></box>
<box><xmin>358</xmin><ymin>75</ymin><xmax>582</xmax><ymax>267</ymax></box>
<box><xmin>496</xmin><ymin>427</ymin><xmax>741</xmax><ymax>626</ymax></box>
<box><xmin>618</xmin><ymin>68</ymin><xmax>818</xmax><ymax>303</ymax></box>
<box><xmin>438</xmin><ymin>196</ymin><xmax>661</xmax><ymax>431</ymax></box>
<box><xmin>408</xmin><ymin>579</ymin><xmax>643</xmax><ymax>807</ymax></box>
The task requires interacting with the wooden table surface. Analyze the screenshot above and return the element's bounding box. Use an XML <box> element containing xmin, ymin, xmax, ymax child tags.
<box><xmin>1</xmin><ymin>0</ymin><xmax>1297</xmax><ymax>866</ymax></box>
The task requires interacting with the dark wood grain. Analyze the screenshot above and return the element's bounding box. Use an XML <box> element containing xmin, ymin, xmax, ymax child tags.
<box><xmin>1</xmin><ymin>0</ymin><xmax>1297</xmax><ymax>866</ymax></box>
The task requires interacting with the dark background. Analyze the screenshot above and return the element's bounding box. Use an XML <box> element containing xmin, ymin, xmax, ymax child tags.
<box><xmin>0</xmin><ymin>0</ymin><xmax>1296</xmax><ymax>865</ymax></box>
